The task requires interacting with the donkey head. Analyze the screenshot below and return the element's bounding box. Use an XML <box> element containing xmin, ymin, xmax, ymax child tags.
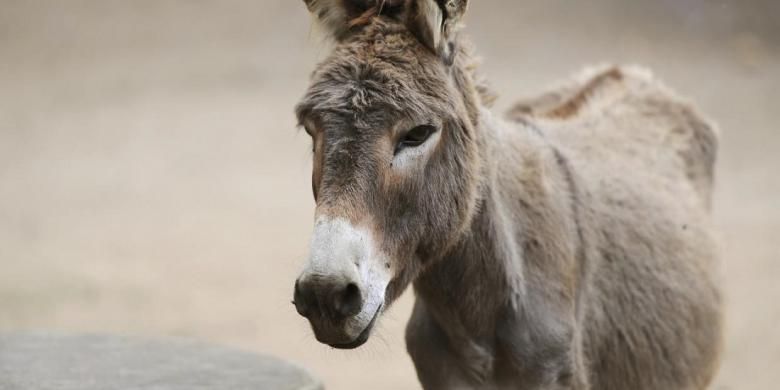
<box><xmin>293</xmin><ymin>0</ymin><xmax>483</xmax><ymax>349</ymax></box>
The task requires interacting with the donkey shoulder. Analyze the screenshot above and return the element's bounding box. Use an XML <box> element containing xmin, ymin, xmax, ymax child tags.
<box><xmin>507</xmin><ymin>65</ymin><xmax>719</xmax><ymax>206</ymax></box>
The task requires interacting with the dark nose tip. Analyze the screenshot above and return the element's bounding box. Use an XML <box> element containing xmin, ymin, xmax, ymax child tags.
<box><xmin>293</xmin><ymin>278</ymin><xmax>363</xmax><ymax>320</ymax></box>
<box><xmin>334</xmin><ymin>282</ymin><xmax>362</xmax><ymax>318</ymax></box>
<box><xmin>293</xmin><ymin>279</ymin><xmax>310</xmax><ymax>318</ymax></box>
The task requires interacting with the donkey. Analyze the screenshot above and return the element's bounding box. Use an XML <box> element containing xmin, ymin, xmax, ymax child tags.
<box><xmin>291</xmin><ymin>1</ymin><xmax>723</xmax><ymax>389</ymax></box>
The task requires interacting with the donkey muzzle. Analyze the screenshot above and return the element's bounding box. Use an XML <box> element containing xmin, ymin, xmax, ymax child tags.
<box><xmin>293</xmin><ymin>217</ymin><xmax>390</xmax><ymax>348</ymax></box>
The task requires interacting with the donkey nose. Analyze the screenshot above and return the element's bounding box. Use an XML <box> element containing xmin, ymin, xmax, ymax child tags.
<box><xmin>294</xmin><ymin>277</ymin><xmax>364</xmax><ymax>320</ymax></box>
<box><xmin>293</xmin><ymin>279</ymin><xmax>311</xmax><ymax>318</ymax></box>
<box><xmin>334</xmin><ymin>282</ymin><xmax>363</xmax><ymax>317</ymax></box>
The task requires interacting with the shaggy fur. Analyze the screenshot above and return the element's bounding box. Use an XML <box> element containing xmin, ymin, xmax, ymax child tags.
<box><xmin>294</xmin><ymin>1</ymin><xmax>722</xmax><ymax>388</ymax></box>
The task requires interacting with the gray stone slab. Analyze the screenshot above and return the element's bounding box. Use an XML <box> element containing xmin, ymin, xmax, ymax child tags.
<box><xmin>0</xmin><ymin>332</ymin><xmax>323</xmax><ymax>390</ymax></box>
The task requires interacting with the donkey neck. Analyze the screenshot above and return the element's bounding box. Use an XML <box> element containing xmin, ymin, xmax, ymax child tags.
<box><xmin>413</xmin><ymin>108</ymin><xmax>583</xmax><ymax>352</ymax></box>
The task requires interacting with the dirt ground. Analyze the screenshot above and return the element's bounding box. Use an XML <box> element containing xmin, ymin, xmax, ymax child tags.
<box><xmin>1</xmin><ymin>1</ymin><xmax>778</xmax><ymax>389</ymax></box>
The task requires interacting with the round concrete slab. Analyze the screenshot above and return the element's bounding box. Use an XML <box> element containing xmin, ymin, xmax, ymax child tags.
<box><xmin>0</xmin><ymin>333</ymin><xmax>322</xmax><ymax>390</ymax></box>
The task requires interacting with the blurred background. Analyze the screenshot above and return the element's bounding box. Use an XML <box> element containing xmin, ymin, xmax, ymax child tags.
<box><xmin>1</xmin><ymin>1</ymin><xmax>778</xmax><ymax>389</ymax></box>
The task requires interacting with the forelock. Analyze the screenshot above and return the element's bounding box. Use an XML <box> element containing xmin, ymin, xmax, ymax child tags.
<box><xmin>296</xmin><ymin>18</ymin><xmax>453</xmax><ymax>124</ymax></box>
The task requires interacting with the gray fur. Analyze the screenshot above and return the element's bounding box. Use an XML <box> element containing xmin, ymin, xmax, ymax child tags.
<box><xmin>294</xmin><ymin>1</ymin><xmax>723</xmax><ymax>389</ymax></box>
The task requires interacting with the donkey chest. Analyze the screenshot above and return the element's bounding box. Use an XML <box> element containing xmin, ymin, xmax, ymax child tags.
<box><xmin>407</xmin><ymin>298</ymin><xmax>574</xmax><ymax>390</ymax></box>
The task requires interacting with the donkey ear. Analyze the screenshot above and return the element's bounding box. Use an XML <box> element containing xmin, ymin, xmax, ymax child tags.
<box><xmin>303</xmin><ymin>0</ymin><xmax>393</xmax><ymax>40</ymax></box>
<box><xmin>406</xmin><ymin>0</ymin><xmax>468</xmax><ymax>65</ymax></box>
<box><xmin>303</xmin><ymin>0</ymin><xmax>352</xmax><ymax>39</ymax></box>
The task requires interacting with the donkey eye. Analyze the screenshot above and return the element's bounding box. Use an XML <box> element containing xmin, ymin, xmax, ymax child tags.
<box><xmin>302</xmin><ymin>126</ymin><xmax>317</xmax><ymax>152</ymax></box>
<box><xmin>396</xmin><ymin>125</ymin><xmax>436</xmax><ymax>154</ymax></box>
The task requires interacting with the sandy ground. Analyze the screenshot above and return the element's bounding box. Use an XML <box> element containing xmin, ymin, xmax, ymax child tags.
<box><xmin>1</xmin><ymin>1</ymin><xmax>778</xmax><ymax>389</ymax></box>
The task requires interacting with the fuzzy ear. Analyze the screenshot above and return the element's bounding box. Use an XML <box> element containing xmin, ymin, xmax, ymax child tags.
<box><xmin>302</xmin><ymin>0</ymin><xmax>468</xmax><ymax>62</ymax></box>
<box><xmin>303</xmin><ymin>0</ymin><xmax>404</xmax><ymax>40</ymax></box>
<box><xmin>406</xmin><ymin>0</ymin><xmax>468</xmax><ymax>65</ymax></box>
<box><xmin>303</xmin><ymin>0</ymin><xmax>352</xmax><ymax>39</ymax></box>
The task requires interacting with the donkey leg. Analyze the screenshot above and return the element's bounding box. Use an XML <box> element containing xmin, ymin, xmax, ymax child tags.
<box><xmin>493</xmin><ymin>301</ymin><xmax>590</xmax><ymax>390</ymax></box>
<box><xmin>406</xmin><ymin>300</ymin><xmax>490</xmax><ymax>390</ymax></box>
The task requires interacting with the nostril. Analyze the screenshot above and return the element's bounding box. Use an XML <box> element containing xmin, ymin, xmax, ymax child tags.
<box><xmin>334</xmin><ymin>282</ymin><xmax>363</xmax><ymax>318</ymax></box>
<box><xmin>293</xmin><ymin>280</ymin><xmax>310</xmax><ymax>318</ymax></box>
